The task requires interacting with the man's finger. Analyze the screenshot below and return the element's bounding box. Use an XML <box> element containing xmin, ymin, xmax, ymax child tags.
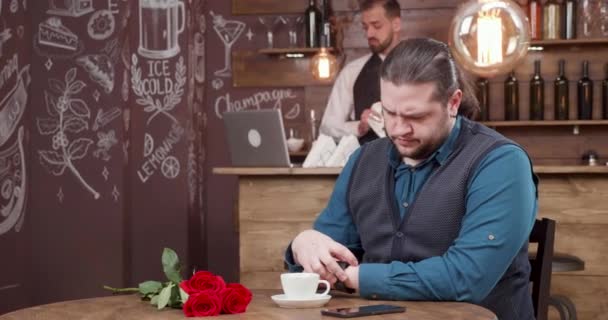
<box><xmin>321</xmin><ymin>256</ymin><xmax>348</xmax><ymax>282</ymax></box>
<box><xmin>330</xmin><ymin>243</ymin><xmax>359</xmax><ymax>267</ymax></box>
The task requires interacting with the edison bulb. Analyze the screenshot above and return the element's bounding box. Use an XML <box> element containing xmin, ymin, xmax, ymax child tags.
<box><xmin>310</xmin><ymin>48</ymin><xmax>337</xmax><ymax>80</ymax></box>
<box><xmin>449</xmin><ymin>0</ymin><xmax>530</xmax><ymax>78</ymax></box>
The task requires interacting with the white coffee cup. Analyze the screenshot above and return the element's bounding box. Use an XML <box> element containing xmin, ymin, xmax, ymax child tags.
<box><xmin>280</xmin><ymin>272</ymin><xmax>330</xmax><ymax>300</ymax></box>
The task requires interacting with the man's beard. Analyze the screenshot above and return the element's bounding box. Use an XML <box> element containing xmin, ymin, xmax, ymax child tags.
<box><xmin>369</xmin><ymin>32</ymin><xmax>393</xmax><ymax>54</ymax></box>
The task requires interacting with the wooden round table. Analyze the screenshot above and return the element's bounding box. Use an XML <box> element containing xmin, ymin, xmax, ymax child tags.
<box><xmin>0</xmin><ymin>290</ymin><xmax>497</xmax><ymax>320</ymax></box>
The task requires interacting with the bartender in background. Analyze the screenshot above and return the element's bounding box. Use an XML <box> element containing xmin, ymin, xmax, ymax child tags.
<box><xmin>319</xmin><ymin>0</ymin><xmax>401</xmax><ymax>144</ymax></box>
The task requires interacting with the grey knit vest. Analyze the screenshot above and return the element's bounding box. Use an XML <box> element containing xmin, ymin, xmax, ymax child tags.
<box><xmin>347</xmin><ymin>118</ymin><xmax>536</xmax><ymax>320</ymax></box>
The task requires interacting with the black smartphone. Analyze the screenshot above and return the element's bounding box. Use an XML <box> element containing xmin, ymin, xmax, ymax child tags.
<box><xmin>321</xmin><ymin>304</ymin><xmax>406</xmax><ymax>318</ymax></box>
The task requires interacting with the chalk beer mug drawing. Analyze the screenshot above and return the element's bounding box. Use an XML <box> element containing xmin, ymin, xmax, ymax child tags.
<box><xmin>138</xmin><ymin>0</ymin><xmax>185</xmax><ymax>59</ymax></box>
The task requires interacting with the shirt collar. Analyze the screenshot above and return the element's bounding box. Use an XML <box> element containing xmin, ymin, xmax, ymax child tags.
<box><xmin>387</xmin><ymin>115</ymin><xmax>462</xmax><ymax>168</ymax></box>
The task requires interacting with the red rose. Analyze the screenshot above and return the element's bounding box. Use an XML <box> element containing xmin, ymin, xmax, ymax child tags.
<box><xmin>221</xmin><ymin>283</ymin><xmax>253</xmax><ymax>314</ymax></box>
<box><xmin>182</xmin><ymin>292</ymin><xmax>222</xmax><ymax>317</ymax></box>
<box><xmin>180</xmin><ymin>271</ymin><xmax>226</xmax><ymax>295</ymax></box>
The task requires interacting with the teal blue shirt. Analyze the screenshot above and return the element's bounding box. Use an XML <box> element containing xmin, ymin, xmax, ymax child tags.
<box><xmin>286</xmin><ymin>116</ymin><xmax>537</xmax><ymax>303</ymax></box>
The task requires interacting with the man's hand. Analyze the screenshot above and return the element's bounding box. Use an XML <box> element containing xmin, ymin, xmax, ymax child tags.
<box><xmin>358</xmin><ymin>108</ymin><xmax>382</xmax><ymax>137</ymax></box>
<box><xmin>343</xmin><ymin>265</ymin><xmax>360</xmax><ymax>291</ymax></box>
<box><xmin>291</xmin><ymin>230</ymin><xmax>359</xmax><ymax>285</ymax></box>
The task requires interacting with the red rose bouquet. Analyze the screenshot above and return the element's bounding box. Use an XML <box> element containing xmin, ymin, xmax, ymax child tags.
<box><xmin>104</xmin><ymin>248</ymin><xmax>252</xmax><ymax>317</ymax></box>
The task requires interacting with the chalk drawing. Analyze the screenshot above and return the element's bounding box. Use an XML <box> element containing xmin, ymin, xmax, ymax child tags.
<box><xmin>211</xmin><ymin>78</ymin><xmax>223</xmax><ymax>90</ymax></box>
<box><xmin>193</xmin><ymin>32</ymin><xmax>204</xmax><ymax>83</ymax></box>
<box><xmin>121</xmin><ymin>69</ymin><xmax>128</xmax><ymax>101</ymax></box>
<box><xmin>210</xmin><ymin>12</ymin><xmax>245</xmax><ymax>77</ymax></box>
<box><xmin>108</xmin><ymin>0</ymin><xmax>120</xmax><ymax>14</ymax></box>
<box><xmin>34</xmin><ymin>17</ymin><xmax>84</xmax><ymax>59</ymax></box>
<box><xmin>77</xmin><ymin>54</ymin><xmax>114</xmax><ymax>94</ymax></box>
<box><xmin>0</xmin><ymin>284</ymin><xmax>20</xmax><ymax>291</ymax></box>
<box><xmin>37</xmin><ymin>68</ymin><xmax>99</xmax><ymax>199</ymax></box>
<box><xmin>93</xmin><ymin>129</ymin><xmax>117</xmax><ymax>161</ymax></box>
<box><xmin>57</xmin><ymin>187</ymin><xmax>64</xmax><ymax>203</ymax></box>
<box><xmin>47</xmin><ymin>0</ymin><xmax>94</xmax><ymax>17</ymax></box>
<box><xmin>137</xmin><ymin>123</ymin><xmax>184</xmax><ymax>183</ymax></box>
<box><xmin>92</xmin><ymin>107</ymin><xmax>121</xmax><ymax>131</ymax></box>
<box><xmin>214</xmin><ymin>89</ymin><xmax>300</xmax><ymax>119</ymax></box>
<box><xmin>91</xmin><ymin>91</ymin><xmax>100</xmax><ymax>103</ymax></box>
<box><xmin>112</xmin><ymin>185</ymin><xmax>119</xmax><ymax>202</ymax></box>
<box><xmin>44</xmin><ymin>58</ymin><xmax>53</xmax><ymax>71</ymax></box>
<box><xmin>102</xmin><ymin>166</ymin><xmax>109</xmax><ymax>180</ymax></box>
<box><xmin>0</xmin><ymin>24</ymin><xmax>12</xmax><ymax>58</ymax></box>
<box><xmin>131</xmin><ymin>54</ymin><xmax>185</xmax><ymax>125</ymax></box>
<box><xmin>0</xmin><ymin>65</ymin><xmax>30</xmax><ymax>147</ymax></box>
<box><xmin>246</xmin><ymin>28</ymin><xmax>253</xmax><ymax>41</ymax></box>
<box><xmin>102</xmin><ymin>37</ymin><xmax>121</xmax><ymax>64</ymax></box>
<box><xmin>88</xmin><ymin>9</ymin><xmax>115</xmax><ymax>40</ymax></box>
<box><xmin>144</xmin><ymin>133</ymin><xmax>154</xmax><ymax>157</ymax></box>
<box><xmin>284</xmin><ymin>103</ymin><xmax>300</xmax><ymax>120</ymax></box>
<box><xmin>161</xmin><ymin>156</ymin><xmax>179</xmax><ymax>179</ymax></box>
<box><xmin>187</xmin><ymin>143</ymin><xmax>196</xmax><ymax>205</ymax></box>
<box><xmin>138</xmin><ymin>0</ymin><xmax>185</xmax><ymax>59</ymax></box>
<box><xmin>0</xmin><ymin>127</ymin><xmax>27</xmax><ymax>236</ymax></box>
<box><xmin>9</xmin><ymin>0</ymin><xmax>18</xmax><ymax>13</ymax></box>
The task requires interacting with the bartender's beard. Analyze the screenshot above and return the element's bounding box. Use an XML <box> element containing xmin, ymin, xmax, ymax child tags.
<box><xmin>369</xmin><ymin>31</ymin><xmax>393</xmax><ymax>54</ymax></box>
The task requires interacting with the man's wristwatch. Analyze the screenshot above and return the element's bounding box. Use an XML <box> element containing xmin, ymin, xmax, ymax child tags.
<box><xmin>334</xmin><ymin>261</ymin><xmax>356</xmax><ymax>294</ymax></box>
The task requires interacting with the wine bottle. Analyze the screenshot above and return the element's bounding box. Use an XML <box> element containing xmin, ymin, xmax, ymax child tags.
<box><xmin>578</xmin><ymin>60</ymin><xmax>593</xmax><ymax>120</ymax></box>
<box><xmin>504</xmin><ymin>71</ymin><xmax>519</xmax><ymax>121</ymax></box>
<box><xmin>603</xmin><ymin>63</ymin><xmax>608</xmax><ymax>119</ymax></box>
<box><xmin>530</xmin><ymin>60</ymin><xmax>545</xmax><ymax>120</ymax></box>
<box><xmin>528</xmin><ymin>0</ymin><xmax>542</xmax><ymax>40</ymax></box>
<box><xmin>305</xmin><ymin>0</ymin><xmax>322</xmax><ymax>48</ymax></box>
<box><xmin>543</xmin><ymin>0</ymin><xmax>561</xmax><ymax>39</ymax></box>
<box><xmin>476</xmin><ymin>78</ymin><xmax>490</xmax><ymax>121</ymax></box>
<box><xmin>320</xmin><ymin>0</ymin><xmax>334</xmax><ymax>48</ymax></box>
<box><xmin>563</xmin><ymin>0</ymin><xmax>577</xmax><ymax>39</ymax></box>
<box><xmin>554</xmin><ymin>59</ymin><xmax>569</xmax><ymax>120</ymax></box>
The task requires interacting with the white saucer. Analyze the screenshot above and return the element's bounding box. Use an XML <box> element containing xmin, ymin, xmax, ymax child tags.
<box><xmin>271</xmin><ymin>294</ymin><xmax>332</xmax><ymax>308</ymax></box>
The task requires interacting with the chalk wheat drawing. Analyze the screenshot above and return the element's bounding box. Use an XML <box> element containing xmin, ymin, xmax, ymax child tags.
<box><xmin>131</xmin><ymin>54</ymin><xmax>185</xmax><ymax>126</ymax></box>
<box><xmin>37</xmin><ymin>68</ymin><xmax>99</xmax><ymax>199</ymax></box>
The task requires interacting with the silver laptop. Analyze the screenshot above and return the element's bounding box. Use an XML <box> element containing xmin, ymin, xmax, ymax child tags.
<box><xmin>223</xmin><ymin>109</ymin><xmax>291</xmax><ymax>167</ymax></box>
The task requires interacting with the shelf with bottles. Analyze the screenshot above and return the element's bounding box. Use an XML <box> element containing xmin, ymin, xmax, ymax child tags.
<box><xmin>530</xmin><ymin>38</ymin><xmax>608</xmax><ymax>47</ymax></box>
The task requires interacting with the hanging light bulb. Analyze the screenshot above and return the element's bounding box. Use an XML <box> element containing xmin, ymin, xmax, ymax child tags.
<box><xmin>310</xmin><ymin>47</ymin><xmax>337</xmax><ymax>80</ymax></box>
<box><xmin>449</xmin><ymin>0</ymin><xmax>530</xmax><ymax>78</ymax></box>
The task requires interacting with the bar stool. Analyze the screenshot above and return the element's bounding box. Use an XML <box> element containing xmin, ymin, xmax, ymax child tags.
<box><xmin>548</xmin><ymin>253</ymin><xmax>584</xmax><ymax>320</ymax></box>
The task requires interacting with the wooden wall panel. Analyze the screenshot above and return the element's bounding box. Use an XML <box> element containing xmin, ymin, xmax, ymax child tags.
<box><xmin>538</xmin><ymin>176</ymin><xmax>608</xmax><ymax>224</ymax></box>
<box><xmin>342</xmin><ymin>9</ymin><xmax>455</xmax><ymax>49</ymax></box>
<box><xmin>550</xmin><ymin>224</ymin><xmax>608</xmax><ymax>276</ymax></box>
<box><xmin>233</xmin><ymin>51</ymin><xmax>335</xmax><ymax>87</ymax></box>
<box><xmin>549</xmin><ymin>275</ymin><xmax>608</xmax><ymax>320</ymax></box>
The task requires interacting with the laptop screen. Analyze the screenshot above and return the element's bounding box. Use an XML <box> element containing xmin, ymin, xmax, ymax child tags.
<box><xmin>222</xmin><ymin>109</ymin><xmax>291</xmax><ymax>167</ymax></box>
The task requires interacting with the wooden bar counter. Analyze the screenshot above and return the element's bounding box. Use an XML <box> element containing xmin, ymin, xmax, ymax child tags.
<box><xmin>214</xmin><ymin>165</ymin><xmax>608</xmax><ymax>320</ymax></box>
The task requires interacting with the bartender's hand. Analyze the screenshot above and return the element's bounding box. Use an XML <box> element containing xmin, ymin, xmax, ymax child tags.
<box><xmin>358</xmin><ymin>108</ymin><xmax>382</xmax><ymax>136</ymax></box>
<box><xmin>291</xmin><ymin>229</ymin><xmax>359</xmax><ymax>285</ymax></box>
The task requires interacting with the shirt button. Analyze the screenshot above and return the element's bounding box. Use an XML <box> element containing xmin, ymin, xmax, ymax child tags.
<box><xmin>488</xmin><ymin>234</ymin><xmax>495</xmax><ymax>240</ymax></box>
<box><xmin>396</xmin><ymin>231</ymin><xmax>404</xmax><ymax>238</ymax></box>
<box><xmin>402</xmin><ymin>202</ymin><xmax>409</xmax><ymax>208</ymax></box>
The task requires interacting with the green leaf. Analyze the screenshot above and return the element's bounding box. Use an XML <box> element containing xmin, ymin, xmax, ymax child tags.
<box><xmin>161</xmin><ymin>248</ymin><xmax>182</xmax><ymax>284</ymax></box>
<box><xmin>139</xmin><ymin>281</ymin><xmax>163</xmax><ymax>296</ymax></box>
<box><xmin>179</xmin><ymin>287</ymin><xmax>189</xmax><ymax>304</ymax></box>
<box><xmin>157</xmin><ymin>283</ymin><xmax>174</xmax><ymax>310</ymax></box>
<box><xmin>150</xmin><ymin>294</ymin><xmax>159</xmax><ymax>306</ymax></box>
<box><xmin>169</xmin><ymin>285</ymin><xmax>183</xmax><ymax>308</ymax></box>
